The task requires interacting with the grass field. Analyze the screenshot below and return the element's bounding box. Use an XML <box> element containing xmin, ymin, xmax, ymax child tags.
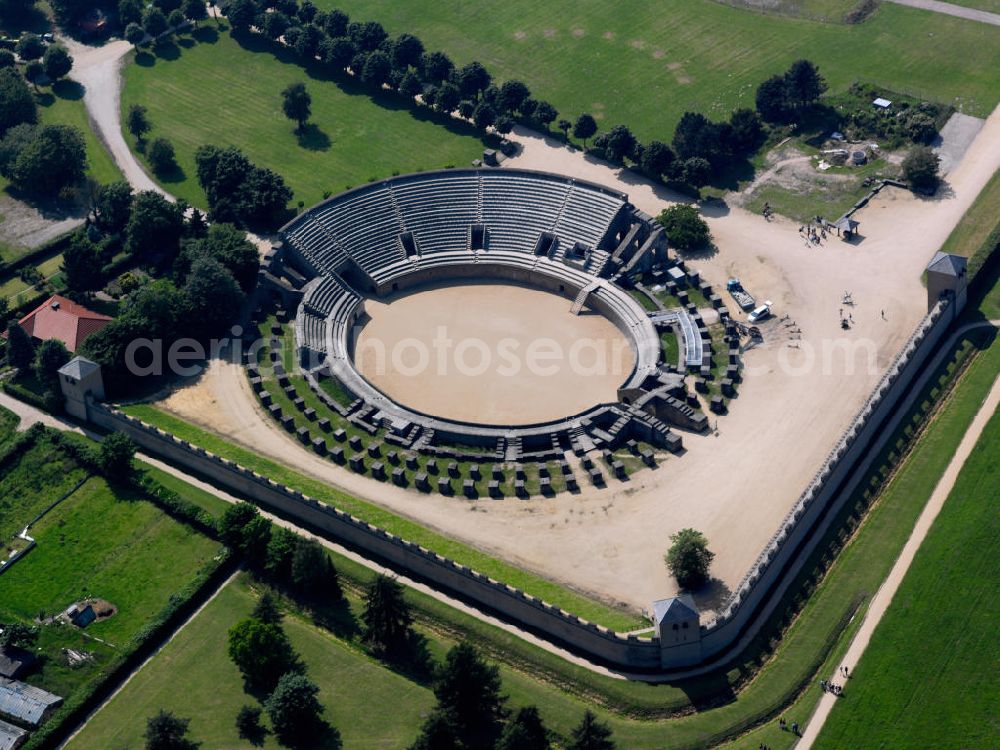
<box><xmin>945</xmin><ymin>0</ymin><xmax>1000</xmax><ymax>12</ymax></box>
<box><xmin>37</xmin><ymin>79</ymin><xmax>122</xmax><ymax>186</ymax></box>
<box><xmin>0</xmin><ymin>405</ymin><xmax>18</xmax><ymax>447</ymax></box>
<box><xmin>814</xmin><ymin>408</ymin><xmax>1000</xmax><ymax>747</ymax></box>
<box><xmin>0</xmin><ymin>474</ymin><xmax>222</xmax><ymax>645</ymax></box>
<box><xmin>329</xmin><ymin>0</ymin><xmax>1000</xmax><ymax>142</ymax></box>
<box><xmin>940</xmin><ymin>168</ymin><xmax>1000</xmax><ymax>262</ymax></box>
<box><xmin>0</xmin><ymin>432</ymin><xmax>89</xmax><ymax>543</ymax></box>
<box><xmin>66</xmin><ymin>574</ymin><xmax>434</xmax><ymax>750</ymax></box>
<box><xmin>120</xmin><ymin>27</ymin><xmax>494</xmax><ymax>209</ymax></box>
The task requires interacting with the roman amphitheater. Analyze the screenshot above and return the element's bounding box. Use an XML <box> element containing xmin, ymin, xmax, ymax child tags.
<box><xmin>140</xmin><ymin>139</ymin><xmax>988</xmax><ymax>650</ymax></box>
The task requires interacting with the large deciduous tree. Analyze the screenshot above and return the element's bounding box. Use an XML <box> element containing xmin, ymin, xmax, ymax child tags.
<box><xmin>665</xmin><ymin>527</ymin><xmax>715</xmax><ymax>589</ymax></box>
<box><xmin>573</xmin><ymin>113</ymin><xmax>597</xmax><ymax>147</ymax></box>
<box><xmin>227</xmin><ymin>617</ymin><xmax>303</xmax><ymax>692</ymax></box>
<box><xmin>281</xmin><ymin>82</ymin><xmax>311</xmax><ymax>132</ymax></box>
<box><xmin>657</xmin><ymin>204</ymin><xmax>711</xmax><ymax>251</ymax></box>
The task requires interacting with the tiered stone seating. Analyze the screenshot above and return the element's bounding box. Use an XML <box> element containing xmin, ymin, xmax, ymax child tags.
<box><xmin>297</xmin><ymin>312</ymin><xmax>327</xmax><ymax>352</ymax></box>
<box><xmin>284</xmin><ymin>216</ymin><xmax>348</xmax><ymax>274</ymax></box>
<box><xmin>392</xmin><ymin>174</ymin><xmax>479</xmax><ymax>253</ymax></box>
<box><xmin>311</xmin><ymin>185</ymin><xmax>405</xmax><ymax>273</ymax></box>
<box><xmin>554</xmin><ymin>187</ymin><xmax>624</xmax><ymax>250</ymax></box>
<box><xmin>480</xmin><ymin>173</ymin><xmax>570</xmax><ymax>253</ymax></box>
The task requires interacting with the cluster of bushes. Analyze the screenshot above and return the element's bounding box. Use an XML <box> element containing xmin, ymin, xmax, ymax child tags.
<box><xmin>75</xmin><ymin>187</ymin><xmax>259</xmax><ymax>392</ymax></box>
<box><xmin>0</xmin><ymin>66</ymin><xmax>85</xmax><ymax>198</ymax></box>
<box><xmin>583</xmin><ymin>105</ymin><xmax>766</xmax><ymax>189</ymax></box>
<box><xmin>195</xmin><ymin>144</ymin><xmax>293</xmax><ymax>229</ymax></box>
<box><xmin>839</xmin><ymin>82</ymin><xmax>944</xmax><ymax>148</ymax></box>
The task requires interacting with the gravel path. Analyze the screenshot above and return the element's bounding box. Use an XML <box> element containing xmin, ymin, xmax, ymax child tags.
<box><xmin>798</xmin><ymin>323</ymin><xmax>1000</xmax><ymax>747</ymax></box>
<box><xmin>885</xmin><ymin>0</ymin><xmax>1000</xmax><ymax>25</ymax></box>
<box><xmin>64</xmin><ymin>39</ymin><xmax>165</xmax><ymax>197</ymax></box>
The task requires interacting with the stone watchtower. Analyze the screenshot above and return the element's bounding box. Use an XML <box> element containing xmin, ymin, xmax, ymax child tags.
<box><xmin>58</xmin><ymin>356</ymin><xmax>104</xmax><ymax>420</ymax></box>
<box><xmin>926</xmin><ymin>251</ymin><xmax>968</xmax><ymax>314</ymax></box>
<box><xmin>652</xmin><ymin>595</ymin><xmax>702</xmax><ymax>668</ymax></box>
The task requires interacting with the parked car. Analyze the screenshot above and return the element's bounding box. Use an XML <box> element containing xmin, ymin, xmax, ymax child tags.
<box><xmin>748</xmin><ymin>301</ymin><xmax>773</xmax><ymax>323</ymax></box>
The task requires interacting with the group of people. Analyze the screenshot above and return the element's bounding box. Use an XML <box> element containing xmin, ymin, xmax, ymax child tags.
<box><xmin>799</xmin><ymin>218</ymin><xmax>828</xmax><ymax>246</ymax></box>
<box><xmin>819</xmin><ymin>679</ymin><xmax>844</xmax><ymax>695</ymax></box>
<box><xmin>777</xmin><ymin>717</ymin><xmax>799</xmax><ymax>735</ymax></box>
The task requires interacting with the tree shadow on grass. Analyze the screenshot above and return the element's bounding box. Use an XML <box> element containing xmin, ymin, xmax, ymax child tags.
<box><xmin>52</xmin><ymin>79</ymin><xmax>85</xmax><ymax>101</ymax></box>
<box><xmin>177</xmin><ymin>36</ymin><xmax>196</xmax><ymax>49</ymax></box>
<box><xmin>230</xmin><ymin>31</ymin><xmax>497</xmax><ymax>151</ymax></box>
<box><xmin>153</xmin><ymin>162</ymin><xmax>188</xmax><ymax>185</ymax></box>
<box><xmin>153</xmin><ymin>38</ymin><xmax>181</xmax><ymax>61</ymax></box>
<box><xmin>135</xmin><ymin>49</ymin><xmax>157</xmax><ymax>67</ymax></box>
<box><xmin>296</xmin><ymin>123</ymin><xmax>330</xmax><ymax>152</ymax></box>
<box><xmin>192</xmin><ymin>24</ymin><xmax>221</xmax><ymax>44</ymax></box>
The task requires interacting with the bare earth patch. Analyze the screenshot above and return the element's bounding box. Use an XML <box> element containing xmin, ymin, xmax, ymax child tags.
<box><xmin>141</xmin><ymin>107</ymin><xmax>1000</xmax><ymax>617</ymax></box>
<box><xmin>354</xmin><ymin>282</ymin><xmax>635</xmax><ymax>425</ymax></box>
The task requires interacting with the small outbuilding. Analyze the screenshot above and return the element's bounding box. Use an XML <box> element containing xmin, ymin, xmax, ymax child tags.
<box><xmin>0</xmin><ymin>678</ymin><xmax>62</xmax><ymax>727</ymax></box>
<box><xmin>0</xmin><ymin>648</ymin><xmax>35</xmax><ymax>681</ymax></box>
<box><xmin>0</xmin><ymin>718</ymin><xmax>28</xmax><ymax>750</ymax></box>
<box><xmin>833</xmin><ymin>216</ymin><xmax>860</xmax><ymax>239</ymax></box>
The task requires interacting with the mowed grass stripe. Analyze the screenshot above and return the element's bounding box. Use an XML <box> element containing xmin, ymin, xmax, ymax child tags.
<box><xmin>121</xmin><ymin>32</ymin><xmax>491</xmax><ymax>208</ymax></box>
<box><xmin>815</xmin><ymin>407</ymin><xmax>1000</xmax><ymax>749</ymax></box>
<box><xmin>328</xmin><ymin>0</ymin><xmax>1000</xmax><ymax>139</ymax></box>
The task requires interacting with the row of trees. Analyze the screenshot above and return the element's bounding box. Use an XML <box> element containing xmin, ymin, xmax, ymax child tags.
<box><xmin>121</xmin><ymin>0</ymin><xmax>210</xmax><ymax>47</ymax></box>
<box><xmin>410</xmin><ymin>641</ymin><xmax>616</xmax><ymax>750</ymax></box>
<box><xmin>215</xmin><ymin>0</ymin><xmax>564</xmax><ymax>134</ymax></box>
<box><xmin>1</xmin><ymin>35</ymin><xmax>74</xmax><ymax>86</ymax></box>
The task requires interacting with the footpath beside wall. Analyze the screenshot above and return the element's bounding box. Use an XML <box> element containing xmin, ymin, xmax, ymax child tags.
<box><xmin>86</xmin><ymin>291</ymin><xmax>961</xmax><ymax>672</ymax></box>
<box><xmin>86</xmin><ymin>401</ymin><xmax>663</xmax><ymax>670</ymax></box>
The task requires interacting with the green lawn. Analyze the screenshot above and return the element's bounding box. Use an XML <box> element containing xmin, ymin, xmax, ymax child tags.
<box><xmin>940</xmin><ymin>167</ymin><xmax>1000</xmax><ymax>264</ymax></box>
<box><xmin>120</xmin><ymin>28</ymin><xmax>494</xmax><ymax>209</ymax></box>
<box><xmin>328</xmin><ymin>0</ymin><xmax>1000</xmax><ymax>143</ymax></box>
<box><xmin>0</xmin><ymin>475</ymin><xmax>222</xmax><ymax>646</ymax></box>
<box><xmin>0</xmin><ymin>405</ymin><xmax>18</xmax><ymax>448</ymax></box>
<box><xmin>711</xmin><ymin>0</ymin><xmax>871</xmax><ymax>23</ymax></box>
<box><xmin>815</xmin><ymin>410</ymin><xmax>1000</xmax><ymax>747</ymax></box>
<box><xmin>945</xmin><ymin>0</ymin><xmax>1000</xmax><ymax>12</ymax></box>
<box><xmin>0</xmin><ymin>432</ymin><xmax>89</xmax><ymax>543</ymax></box>
<box><xmin>65</xmin><ymin>574</ymin><xmax>434</xmax><ymax>750</ymax></box>
<box><xmin>37</xmin><ymin>79</ymin><xmax>122</xmax><ymax>186</ymax></box>
<box><xmin>121</xmin><ymin>400</ymin><xmax>646</xmax><ymax>632</ymax></box>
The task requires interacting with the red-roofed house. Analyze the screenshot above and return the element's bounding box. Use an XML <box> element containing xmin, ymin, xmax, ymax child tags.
<box><xmin>7</xmin><ymin>295</ymin><xmax>112</xmax><ymax>352</ymax></box>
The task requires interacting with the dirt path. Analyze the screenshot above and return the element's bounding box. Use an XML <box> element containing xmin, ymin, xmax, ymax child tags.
<box><xmin>64</xmin><ymin>38</ymin><xmax>164</xmax><ymax>196</ymax></box>
<box><xmin>885</xmin><ymin>0</ymin><xmax>1000</xmax><ymax>26</ymax></box>
<box><xmin>143</xmin><ymin>104</ymin><xmax>1000</xmax><ymax>615</ymax></box>
<box><xmin>797</xmin><ymin>355</ymin><xmax>1000</xmax><ymax>747</ymax></box>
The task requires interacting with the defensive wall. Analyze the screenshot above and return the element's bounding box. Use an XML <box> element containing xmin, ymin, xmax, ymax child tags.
<box><xmin>80</xmin><ymin>274</ymin><xmax>966</xmax><ymax>673</ymax></box>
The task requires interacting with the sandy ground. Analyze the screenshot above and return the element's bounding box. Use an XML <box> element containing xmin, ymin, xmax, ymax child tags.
<box><xmin>141</xmin><ymin>103</ymin><xmax>1000</xmax><ymax>617</ymax></box>
<box><xmin>354</xmin><ymin>281</ymin><xmax>635</xmax><ymax>425</ymax></box>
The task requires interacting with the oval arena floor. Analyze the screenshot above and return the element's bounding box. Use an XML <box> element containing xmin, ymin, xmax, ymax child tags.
<box><xmin>352</xmin><ymin>281</ymin><xmax>636</xmax><ymax>425</ymax></box>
